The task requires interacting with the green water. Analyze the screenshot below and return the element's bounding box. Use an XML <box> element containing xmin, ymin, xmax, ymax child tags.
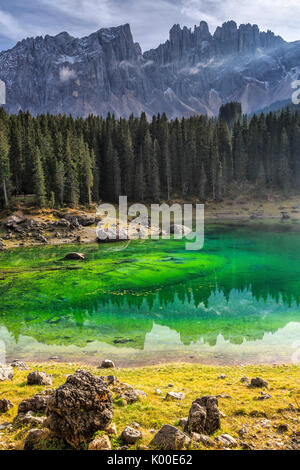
<box><xmin>1</xmin><ymin>225</ymin><xmax>300</xmax><ymax>366</ymax></box>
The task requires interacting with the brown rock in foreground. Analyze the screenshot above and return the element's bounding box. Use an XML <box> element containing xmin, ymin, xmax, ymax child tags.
<box><xmin>45</xmin><ymin>370</ymin><xmax>113</xmax><ymax>448</ymax></box>
<box><xmin>27</xmin><ymin>371</ymin><xmax>52</xmax><ymax>386</ymax></box>
<box><xmin>88</xmin><ymin>435</ymin><xmax>111</xmax><ymax>450</ymax></box>
<box><xmin>185</xmin><ymin>395</ymin><xmax>221</xmax><ymax>435</ymax></box>
<box><xmin>151</xmin><ymin>424</ymin><xmax>190</xmax><ymax>450</ymax></box>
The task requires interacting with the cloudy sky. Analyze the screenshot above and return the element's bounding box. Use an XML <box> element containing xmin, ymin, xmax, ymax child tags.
<box><xmin>0</xmin><ymin>0</ymin><xmax>299</xmax><ymax>52</ymax></box>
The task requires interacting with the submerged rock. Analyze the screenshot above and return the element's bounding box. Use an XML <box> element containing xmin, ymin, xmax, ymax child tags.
<box><xmin>63</xmin><ymin>252</ymin><xmax>85</xmax><ymax>260</ymax></box>
<box><xmin>45</xmin><ymin>370</ymin><xmax>113</xmax><ymax>448</ymax></box>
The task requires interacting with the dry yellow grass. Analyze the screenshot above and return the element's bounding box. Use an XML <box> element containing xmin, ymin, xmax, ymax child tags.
<box><xmin>0</xmin><ymin>362</ymin><xmax>299</xmax><ymax>450</ymax></box>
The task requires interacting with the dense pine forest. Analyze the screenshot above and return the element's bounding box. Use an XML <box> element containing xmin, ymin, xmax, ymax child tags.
<box><xmin>0</xmin><ymin>103</ymin><xmax>299</xmax><ymax>209</ymax></box>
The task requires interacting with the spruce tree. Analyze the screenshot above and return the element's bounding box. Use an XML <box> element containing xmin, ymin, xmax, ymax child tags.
<box><xmin>33</xmin><ymin>147</ymin><xmax>46</xmax><ymax>207</ymax></box>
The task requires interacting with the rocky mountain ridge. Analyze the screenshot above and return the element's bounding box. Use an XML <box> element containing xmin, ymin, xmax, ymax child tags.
<box><xmin>0</xmin><ymin>21</ymin><xmax>299</xmax><ymax>117</ymax></box>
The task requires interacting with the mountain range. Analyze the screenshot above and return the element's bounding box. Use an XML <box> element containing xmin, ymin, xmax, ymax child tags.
<box><xmin>0</xmin><ymin>20</ymin><xmax>299</xmax><ymax>118</ymax></box>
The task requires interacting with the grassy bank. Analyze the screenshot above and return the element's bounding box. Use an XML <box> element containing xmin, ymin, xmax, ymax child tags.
<box><xmin>0</xmin><ymin>362</ymin><xmax>299</xmax><ymax>450</ymax></box>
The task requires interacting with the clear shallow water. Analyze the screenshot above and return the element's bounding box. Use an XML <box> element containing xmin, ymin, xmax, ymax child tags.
<box><xmin>1</xmin><ymin>225</ymin><xmax>300</xmax><ymax>366</ymax></box>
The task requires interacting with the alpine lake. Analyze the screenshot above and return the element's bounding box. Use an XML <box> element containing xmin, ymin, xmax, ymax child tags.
<box><xmin>1</xmin><ymin>223</ymin><xmax>300</xmax><ymax>367</ymax></box>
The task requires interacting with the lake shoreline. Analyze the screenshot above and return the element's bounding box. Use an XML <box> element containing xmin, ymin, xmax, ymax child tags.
<box><xmin>1</xmin><ymin>195</ymin><xmax>300</xmax><ymax>249</ymax></box>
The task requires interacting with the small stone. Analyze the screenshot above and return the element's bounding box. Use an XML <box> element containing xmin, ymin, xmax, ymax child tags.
<box><xmin>106</xmin><ymin>375</ymin><xmax>118</xmax><ymax>385</ymax></box>
<box><xmin>10</xmin><ymin>360</ymin><xmax>30</xmax><ymax>370</ymax></box>
<box><xmin>218</xmin><ymin>374</ymin><xmax>226</xmax><ymax>379</ymax></box>
<box><xmin>121</xmin><ymin>426</ymin><xmax>142</xmax><ymax>445</ymax></box>
<box><xmin>277</xmin><ymin>423</ymin><xmax>289</xmax><ymax>433</ymax></box>
<box><xmin>191</xmin><ymin>433</ymin><xmax>214</xmax><ymax>447</ymax></box>
<box><xmin>240</xmin><ymin>376</ymin><xmax>250</xmax><ymax>384</ymax></box>
<box><xmin>240</xmin><ymin>441</ymin><xmax>253</xmax><ymax>450</ymax></box>
<box><xmin>238</xmin><ymin>426</ymin><xmax>248</xmax><ymax>438</ymax></box>
<box><xmin>0</xmin><ymin>422</ymin><xmax>12</xmax><ymax>431</ymax></box>
<box><xmin>250</xmin><ymin>377</ymin><xmax>268</xmax><ymax>388</ymax></box>
<box><xmin>27</xmin><ymin>371</ymin><xmax>52</xmax><ymax>386</ymax></box>
<box><xmin>105</xmin><ymin>422</ymin><xmax>117</xmax><ymax>435</ymax></box>
<box><xmin>155</xmin><ymin>388</ymin><xmax>163</xmax><ymax>395</ymax></box>
<box><xmin>168</xmin><ymin>383</ymin><xmax>174</xmax><ymax>387</ymax></box>
<box><xmin>151</xmin><ymin>424</ymin><xmax>190</xmax><ymax>450</ymax></box>
<box><xmin>88</xmin><ymin>435</ymin><xmax>111</xmax><ymax>450</ymax></box>
<box><xmin>0</xmin><ymin>399</ymin><xmax>13</xmax><ymax>413</ymax></box>
<box><xmin>214</xmin><ymin>434</ymin><xmax>237</xmax><ymax>448</ymax></box>
<box><xmin>99</xmin><ymin>359</ymin><xmax>115</xmax><ymax>369</ymax></box>
<box><xmin>165</xmin><ymin>392</ymin><xmax>185</xmax><ymax>401</ymax></box>
<box><xmin>256</xmin><ymin>392</ymin><xmax>272</xmax><ymax>400</ymax></box>
<box><xmin>178</xmin><ymin>418</ymin><xmax>188</xmax><ymax>428</ymax></box>
<box><xmin>0</xmin><ymin>365</ymin><xmax>14</xmax><ymax>382</ymax></box>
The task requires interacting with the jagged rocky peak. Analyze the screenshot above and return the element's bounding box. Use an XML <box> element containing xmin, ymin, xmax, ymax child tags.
<box><xmin>145</xmin><ymin>20</ymin><xmax>285</xmax><ymax>65</ymax></box>
<box><xmin>213</xmin><ymin>21</ymin><xmax>284</xmax><ymax>53</ymax></box>
<box><xmin>0</xmin><ymin>20</ymin><xmax>297</xmax><ymax>118</ymax></box>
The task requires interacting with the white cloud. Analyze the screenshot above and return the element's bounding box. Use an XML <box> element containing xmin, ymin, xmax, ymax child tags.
<box><xmin>0</xmin><ymin>8</ymin><xmax>27</xmax><ymax>40</ymax></box>
<box><xmin>0</xmin><ymin>0</ymin><xmax>300</xmax><ymax>53</ymax></box>
<box><xmin>180</xmin><ymin>0</ymin><xmax>300</xmax><ymax>41</ymax></box>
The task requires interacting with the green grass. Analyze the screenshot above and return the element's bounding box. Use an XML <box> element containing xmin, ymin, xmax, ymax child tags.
<box><xmin>0</xmin><ymin>362</ymin><xmax>299</xmax><ymax>450</ymax></box>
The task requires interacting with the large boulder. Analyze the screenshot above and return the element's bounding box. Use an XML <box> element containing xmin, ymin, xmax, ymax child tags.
<box><xmin>27</xmin><ymin>371</ymin><xmax>52</xmax><ymax>386</ymax></box>
<box><xmin>45</xmin><ymin>370</ymin><xmax>113</xmax><ymax>448</ymax></box>
<box><xmin>185</xmin><ymin>396</ymin><xmax>221</xmax><ymax>435</ymax></box>
<box><xmin>0</xmin><ymin>365</ymin><xmax>13</xmax><ymax>382</ymax></box>
<box><xmin>151</xmin><ymin>425</ymin><xmax>190</xmax><ymax>450</ymax></box>
<box><xmin>0</xmin><ymin>399</ymin><xmax>13</xmax><ymax>413</ymax></box>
